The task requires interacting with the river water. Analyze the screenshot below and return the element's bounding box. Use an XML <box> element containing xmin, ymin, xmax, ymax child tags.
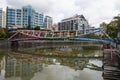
<box><xmin>0</xmin><ymin>41</ymin><xmax>104</xmax><ymax>80</ymax></box>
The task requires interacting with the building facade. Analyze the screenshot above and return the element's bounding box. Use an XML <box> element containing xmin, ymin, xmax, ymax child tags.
<box><xmin>6</xmin><ymin>5</ymin><xmax>44</xmax><ymax>29</ymax></box>
<box><xmin>0</xmin><ymin>9</ymin><xmax>6</xmax><ymax>28</ymax></box>
<box><xmin>44</xmin><ymin>16</ymin><xmax>53</xmax><ymax>29</ymax></box>
<box><xmin>58</xmin><ymin>14</ymin><xmax>89</xmax><ymax>31</ymax></box>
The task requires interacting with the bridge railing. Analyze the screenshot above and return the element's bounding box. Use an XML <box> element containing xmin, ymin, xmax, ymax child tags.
<box><xmin>8</xmin><ymin>28</ymin><xmax>113</xmax><ymax>44</ymax></box>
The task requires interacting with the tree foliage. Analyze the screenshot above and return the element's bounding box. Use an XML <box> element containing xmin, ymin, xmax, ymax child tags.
<box><xmin>34</xmin><ymin>26</ymin><xmax>40</xmax><ymax>30</ymax></box>
<box><xmin>114</xmin><ymin>16</ymin><xmax>120</xmax><ymax>30</ymax></box>
<box><xmin>25</xmin><ymin>26</ymin><xmax>41</xmax><ymax>30</ymax></box>
<box><xmin>85</xmin><ymin>34</ymin><xmax>99</xmax><ymax>38</ymax></box>
<box><xmin>107</xmin><ymin>23</ymin><xmax>117</xmax><ymax>38</ymax></box>
<box><xmin>107</xmin><ymin>15</ymin><xmax>120</xmax><ymax>38</ymax></box>
<box><xmin>0</xmin><ymin>29</ymin><xmax>7</xmax><ymax>39</ymax></box>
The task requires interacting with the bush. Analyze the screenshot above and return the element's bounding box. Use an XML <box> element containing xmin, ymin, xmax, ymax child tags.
<box><xmin>0</xmin><ymin>29</ymin><xmax>7</xmax><ymax>40</ymax></box>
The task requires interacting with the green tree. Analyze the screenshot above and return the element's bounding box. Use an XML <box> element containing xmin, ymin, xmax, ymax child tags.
<box><xmin>85</xmin><ymin>34</ymin><xmax>99</xmax><ymax>38</ymax></box>
<box><xmin>107</xmin><ymin>23</ymin><xmax>117</xmax><ymax>38</ymax></box>
<box><xmin>26</xmin><ymin>25</ymin><xmax>32</xmax><ymax>30</ymax></box>
<box><xmin>114</xmin><ymin>16</ymin><xmax>120</xmax><ymax>30</ymax></box>
<box><xmin>34</xmin><ymin>26</ymin><xmax>41</xmax><ymax>30</ymax></box>
<box><xmin>0</xmin><ymin>29</ymin><xmax>7</xmax><ymax>39</ymax></box>
<box><xmin>107</xmin><ymin>15</ymin><xmax>120</xmax><ymax>38</ymax></box>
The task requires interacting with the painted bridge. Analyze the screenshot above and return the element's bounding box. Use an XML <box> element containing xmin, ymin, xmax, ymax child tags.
<box><xmin>8</xmin><ymin>28</ymin><xmax>113</xmax><ymax>44</ymax></box>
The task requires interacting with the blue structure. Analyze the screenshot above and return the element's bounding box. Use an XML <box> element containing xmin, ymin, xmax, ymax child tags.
<box><xmin>39</xmin><ymin>14</ymin><xmax>44</xmax><ymax>27</ymax></box>
<box><xmin>6</xmin><ymin>7</ymin><xmax>16</xmax><ymax>27</ymax></box>
<box><xmin>75</xmin><ymin>37</ymin><xmax>113</xmax><ymax>44</ymax></box>
<box><xmin>6</xmin><ymin>5</ymin><xmax>44</xmax><ymax>29</ymax></box>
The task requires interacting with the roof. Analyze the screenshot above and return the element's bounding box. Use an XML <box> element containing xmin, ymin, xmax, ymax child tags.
<box><xmin>62</xmin><ymin>14</ymin><xmax>86</xmax><ymax>21</ymax></box>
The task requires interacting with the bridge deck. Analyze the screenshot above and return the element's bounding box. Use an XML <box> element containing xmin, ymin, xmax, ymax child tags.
<box><xmin>8</xmin><ymin>28</ymin><xmax>113</xmax><ymax>44</ymax></box>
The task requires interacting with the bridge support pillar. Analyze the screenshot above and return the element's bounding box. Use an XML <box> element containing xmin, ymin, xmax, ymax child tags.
<box><xmin>11</xmin><ymin>41</ymin><xmax>19</xmax><ymax>50</ymax></box>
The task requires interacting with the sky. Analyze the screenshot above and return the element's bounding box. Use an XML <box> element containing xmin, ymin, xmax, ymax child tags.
<box><xmin>0</xmin><ymin>0</ymin><xmax>120</xmax><ymax>27</ymax></box>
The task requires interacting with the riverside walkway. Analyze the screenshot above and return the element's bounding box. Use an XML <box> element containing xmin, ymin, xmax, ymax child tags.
<box><xmin>103</xmin><ymin>46</ymin><xmax>120</xmax><ymax>80</ymax></box>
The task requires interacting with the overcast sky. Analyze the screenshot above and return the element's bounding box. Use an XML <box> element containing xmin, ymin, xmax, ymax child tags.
<box><xmin>0</xmin><ymin>0</ymin><xmax>120</xmax><ymax>27</ymax></box>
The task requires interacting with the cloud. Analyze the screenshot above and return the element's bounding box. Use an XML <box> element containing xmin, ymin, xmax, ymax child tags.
<box><xmin>6</xmin><ymin>0</ymin><xmax>120</xmax><ymax>27</ymax></box>
<box><xmin>6</xmin><ymin>0</ymin><xmax>52</xmax><ymax>13</ymax></box>
<box><xmin>115</xmin><ymin>0</ymin><xmax>120</xmax><ymax>12</ymax></box>
<box><xmin>31</xmin><ymin>65</ymin><xmax>102</xmax><ymax>80</ymax></box>
<box><xmin>0</xmin><ymin>0</ymin><xmax>7</xmax><ymax>10</ymax></box>
<box><xmin>75</xmin><ymin>0</ymin><xmax>119</xmax><ymax>26</ymax></box>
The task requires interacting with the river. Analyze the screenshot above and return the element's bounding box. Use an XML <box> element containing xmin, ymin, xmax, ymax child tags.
<box><xmin>0</xmin><ymin>41</ymin><xmax>104</xmax><ymax>80</ymax></box>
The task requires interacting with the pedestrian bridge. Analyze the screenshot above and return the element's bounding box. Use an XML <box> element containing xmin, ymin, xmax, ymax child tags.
<box><xmin>8</xmin><ymin>28</ymin><xmax>113</xmax><ymax>44</ymax></box>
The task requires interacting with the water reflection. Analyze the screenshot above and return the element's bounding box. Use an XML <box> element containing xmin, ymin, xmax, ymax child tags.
<box><xmin>17</xmin><ymin>44</ymin><xmax>103</xmax><ymax>57</ymax></box>
<box><xmin>0</xmin><ymin>43</ymin><xmax>103</xmax><ymax>80</ymax></box>
<box><xmin>0</xmin><ymin>52</ymin><xmax>103</xmax><ymax>80</ymax></box>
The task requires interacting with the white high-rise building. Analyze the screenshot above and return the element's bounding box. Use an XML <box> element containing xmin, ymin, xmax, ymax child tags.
<box><xmin>0</xmin><ymin>9</ymin><xmax>6</xmax><ymax>28</ymax></box>
<box><xmin>44</xmin><ymin>16</ymin><xmax>53</xmax><ymax>29</ymax></box>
